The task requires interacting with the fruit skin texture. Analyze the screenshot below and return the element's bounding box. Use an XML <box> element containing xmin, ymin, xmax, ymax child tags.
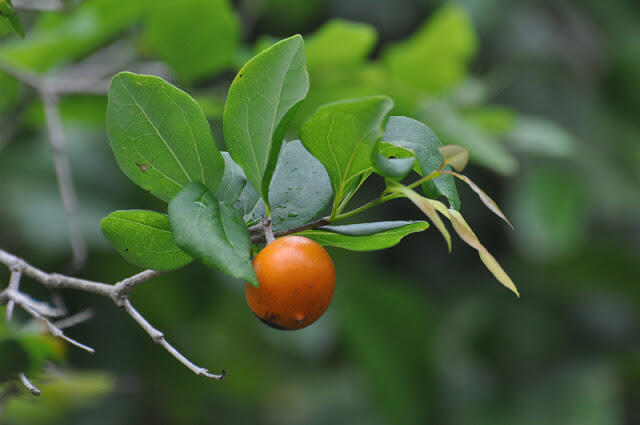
<box><xmin>246</xmin><ymin>235</ymin><xmax>336</xmax><ymax>330</ymax></box>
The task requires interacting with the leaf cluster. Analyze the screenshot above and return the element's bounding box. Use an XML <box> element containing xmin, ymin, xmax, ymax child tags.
<box><xmin>102</xmin><ymin>34</ymin><xmax>519</xmax><ymax>295</ymax></box>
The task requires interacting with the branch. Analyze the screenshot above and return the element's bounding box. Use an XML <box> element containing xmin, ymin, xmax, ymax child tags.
<box><xmin>12</xmin><ymin>0</ymin><xmax>63</xmax><ymax>11</ymax></box>
<box><xmin>0</xmin><ymin>58</ymin><xmax>87</xmax><ymax>269</ymax></box>
<box><xmin>17</xmin><ymin>373</ymin><xmax>40</xmax><ymax>396</ymax></box>
<box><xmin>52</xmin><ymin>309</ymin><xmax>94</xmax><ymax>329</ymax></box>
<box><xmin>1</xmin><ymin>290</ymin><xmax>94</xmax><ymax>353</ymax></box>
<box><xmin>41</xmin><ymin>91</ymin><xmax>87</xmax><ymax>270</ymax></box>
<box><xmin>250</xmin><ymin>217</ymin><xmax>329</xmax><ymax>244</ymax></box>
<box><xmin>5</xmin><ymin>269</ymin><xmax>21</xmax><ymax>321</ymax></box>
<box><xmin>0</xmin><ymin>247</ymin><xmax>226</xmax><ymax>383</ymax></box>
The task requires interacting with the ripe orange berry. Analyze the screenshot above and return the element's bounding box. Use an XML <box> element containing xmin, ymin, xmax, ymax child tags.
<box><xmin>245</xmin><ymin>235</ymin><xmax>336</xmax><ymax>330</ymax></box>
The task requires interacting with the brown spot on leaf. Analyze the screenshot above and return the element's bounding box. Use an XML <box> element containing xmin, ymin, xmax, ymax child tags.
<box><xmin>136</xmin><ymin>162</ymin><xmax>148</xmax><ymax>172</ymax></box>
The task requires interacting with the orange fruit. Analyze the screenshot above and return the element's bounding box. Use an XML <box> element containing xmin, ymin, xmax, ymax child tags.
<box><xmin>245</xmin><ymin>235</ymin><xmax>336</xmax><ymax>330</ymax></box>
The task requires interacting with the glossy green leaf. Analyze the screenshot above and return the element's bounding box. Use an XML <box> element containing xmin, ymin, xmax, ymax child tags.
<box><xmin>421</xmin><ymin>100</ymin><xmax>518</xmax><ymax>175</ymax></box>
<box><xmin>373</xmin><ymin>142</ymin><xmax>415</xmax><ymax>180</ymax></box>
<box><xmin>300</xmin><ymin>96</ymin><xmax>393</xmax><ymax>215</ymax></box>
<box><xmin>383</xmin><ymin>116</ymin><xmax>460</xmax><ymax>210</ymax></box>
<box><xmin>101</xmin><ymin>210</ymin><xmax>193</xmax><ymax>271</ymax></box>
<box><xmin>383</xmin><ymin>5</ymin><xmax>477</xmax><ymax>93</ymax></box>
<box><xmin>216</xmin><ymin>152</ymin><xmax>248</xmax><ymax>204</ymax></box>
<box><xmin>224</xmin><ymin>35</ymin><xmax>309</xmax><ymax>212</ymax></box>
<box><xmin>242</xmin><ymin>140</ymin><xmax>332</xmax><ymax>231</ymax></box>
<box><xmin>143</xmin><ymin>0</ymin><xmax>239</xmax><ymax>82</ymax></box>
<box><xmin>305</xmin><ymin>19</ymin><xmax>377</xmax><ymax>68</ymax></box>
<box><xmin>298</xmin><ymin>221</ymin><xmax>429</xmax><ymax>251</ymax></box>
<box><xmin>107</xmin><ymin>72</ymin><xmax>224</xmax><ymax>202</ymax></box>
<box><xmin>168</xmin><ymin>182</ymin><xmax>258</xmax><ymax>286</ymax></box>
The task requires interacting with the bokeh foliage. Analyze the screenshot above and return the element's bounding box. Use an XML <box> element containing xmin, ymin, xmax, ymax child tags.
<box><xmin>1</xmin><ymin>0</ymin><xmax>639</xmax><ymax>424</ymax></box>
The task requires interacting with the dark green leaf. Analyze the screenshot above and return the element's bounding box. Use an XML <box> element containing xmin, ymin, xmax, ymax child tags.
<box><xmin>298</xmin><ymin>221</ymin><xmax>429</xmax><ymax>251</ymax></box>
<box><xmin>107</xmin><ymin>72</ymin><xmax>224</xmax><ymax>202</ymax></box>
<box><xmin>300</xmin><ymin>96</ymin><xmax>393</xmax><ymax>215</ymax></box>
<box><xmin>224</xmin><ymin>35</ymin><xmax>309</xmax><ymax>212</ymax></box>
<box><xmin>383</xmin><ymin>116</ymin><xmax>460</xmax><ymax>210</ymax></box>
<box><xmin>143</xmin><ymin>0</ymin><xmax>239</xmax><ymax>82</ymax></box>
<box><xmin>240</xmin><ymin>140</ymin><xmax>332</xmax><ymax>231</ymax></box>
<box><xmin>168</xmin><ymin>182</ymin><xmax>258</xmax><ymax>286</ymax></box>
<box><xmin>101</xmin><ymin>210</ymin><xmax>193</xmax><ymax>271</ymax></box>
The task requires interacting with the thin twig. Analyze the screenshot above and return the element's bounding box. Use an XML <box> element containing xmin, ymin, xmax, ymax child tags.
<box><xmin>4</xmin><ymin>292</ymin><xmax>95</xmax><ymax>353</ymax></box>
<box><xmin>12</xmin><ymin>0</ymin><xmax>63</xmax><ymax>11</ymax></box>
<box><xmin>52</xmin><ymin>309</ymin><xmax>94</xmax><ymax>330</ymax></box>
<box><xmin>0</xmin><ymin>247</ymin><xmax>225</xmax><ymax>381</ymax></box>
<box><xmin>0</xmin><ymin>58</ymin><xmax>87</xmax><ymax>269</ymax></box>
<box><xmin>120</xmin><ymin>299</ymin><xmax>225</xmax><ymax>380</ymax></box>
<box><xmin>17</xmin><ymin>373</ymin><xmax>40</xmax><ymax>396</ymax></box>
<box><xmin>5</xmin><ymin>269</ymin><xmax>22</xmax><ymax>321</ymax></box>
<box><xmin>3</xmin><ymin>289</ymin><xmax>64</xmax><ymax>318</ymax></box>
<box><xmin>42</xmin><ymin>90</ymin><xmax>87</xmax><ymax>270</ymax></box>
<box><xmin>0</xmin><ymin>58</ymin><xmax>43</xmax><ymax>90</ymax></box>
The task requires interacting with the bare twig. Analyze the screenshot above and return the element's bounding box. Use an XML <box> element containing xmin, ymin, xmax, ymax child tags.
<box><xmin>52</xmin><ymin>309</ymin><xmax>94</xmax><ymax>329</ymax></box>
<box><xmin>17</xmin><ymin>373</ymin><xmax>40</xmax><ymax>396</ymax></box>
<box><xmin>12</xmin><ymin>0</ymin><xmax>63</xmax><ymax>11</ymax></box>
<box><xmin>0</xmin><ymin>247</ymin><xmax>225</xmax><ymax>383</ymax></box>
<box><xmin>3</xmin><ymin>289</ymin><xmax>64</xmax><ymax>318</ymax></box>
<box><xmin>120</xmin><ymin>299</ymin><xmax>225</xmax><ymax>380</ymax></box>
<box><xmin>41</xmin><ymin>90</ymin><xmax>87</xmax><ymax>270</ymax></box>
<box><xmin>5</xmin><ymin>269</ymin><xmax>22</xmax><ymax>321</ymax></box>
<box><xmin>0</xmin><ymin>58</ymin><xmax>87</xmax><ymax>269</ymax></box>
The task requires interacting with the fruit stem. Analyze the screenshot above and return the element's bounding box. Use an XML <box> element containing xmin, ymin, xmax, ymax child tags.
<box><xmin>261</xmin><ymin>217</ymin><xmax>275</xmax><ymax>245</ymax></box>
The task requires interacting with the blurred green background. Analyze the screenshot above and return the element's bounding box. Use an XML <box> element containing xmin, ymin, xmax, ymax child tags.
<box><xmin>1</xmin><ymin>0</ymin><xmax>639</xmax><ymax>424</ymax></box>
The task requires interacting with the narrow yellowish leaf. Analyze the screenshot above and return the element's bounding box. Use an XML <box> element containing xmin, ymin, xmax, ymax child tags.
<box><xmin>447</xmin><ymin>208</ymin><xmax>520</xmax><ymax>297</ymax></box>
<box><xmin>438</xmin><ymin>145</ymin><xmax>469</xmax><ymax>171</ymax></box>
<box><xmin>442</xmin><ymin>170</ymin><xmax>514</xmax><ymax>229</ymax></box>
<box><xmin>392</xmin><ymin>184</ymin><xmax>452</xmax><ymax>251</ymax></box>
<box><xmin>478</xmin><ymin>250</ymin><xmax>520</xmax><ymax>297</ymax></box>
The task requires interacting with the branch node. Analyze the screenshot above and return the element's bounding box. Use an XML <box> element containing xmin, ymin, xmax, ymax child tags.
<box><xmin>151</xmin><ymin>330</ymin><xmax>165</xmax><ymax>344</ymax></box>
